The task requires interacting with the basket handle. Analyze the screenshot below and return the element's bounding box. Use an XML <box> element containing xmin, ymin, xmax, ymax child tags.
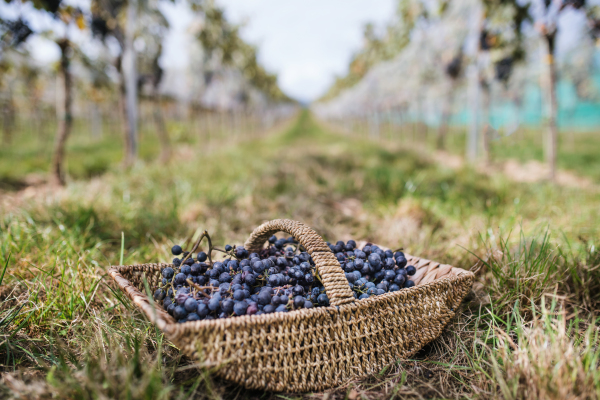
<box><xmin>244</xmin><ymin>219</ymin><xmax>355</xmax><ymax>307</ymax></box>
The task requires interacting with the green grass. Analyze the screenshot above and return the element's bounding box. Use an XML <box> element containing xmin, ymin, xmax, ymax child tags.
<box><xmin>481</xmin><ymin>128</ymin><xmax>600</xmax><ymax>182</ymax></box>
<box><xmin>1</xmin><ymin>111</ymin><xmax>599</xmax><ymax>399</ymax></box>
<box><xmin>445</xmin><ymin>126</ymin><xmax>600</xmax><ymax>182</ymax></box>
<box><xmin>348</xmin><ymin>121</ymin><xmax>600</xmax><ymax>183</ymax></box>
<box><xmin>0</xmin><ymin>110</ymin><xmax>259</xmax><ymax>187</ymax></box>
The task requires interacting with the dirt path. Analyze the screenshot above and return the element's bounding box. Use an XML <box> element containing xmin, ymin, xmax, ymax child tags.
<box><xmin>434</xmin><ymin>150</ymin><xmax>595</xmax><ymax>189</ymax></box>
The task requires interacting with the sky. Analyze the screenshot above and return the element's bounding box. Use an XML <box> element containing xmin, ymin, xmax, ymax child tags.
<box><xmin>1</xmin><ymin>0</ymin><xmax>395</xmax><ymax>101</ymax></box>
<box><xmin>1</xmin><ymin>0</ymin><xmax>593</xmax><ymax>103</ymax></box>
<box><xmin>157</xmin><ymin>0</ymin><xmax>593</xmax><ymax>102</ymax></box>
<box><xmin>214</xmin><ymin>0</ymin><xmax>396</xmax><ymax>102</ymax></box>
<box><xmin>162</xmin><ymin>0</ymin><xmax>397</xmax><ymax>102</ymax></box>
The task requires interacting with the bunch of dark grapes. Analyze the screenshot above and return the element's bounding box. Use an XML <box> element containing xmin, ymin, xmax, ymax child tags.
<box><xmin>328</xmin><ymin>240</ymin><xmax>416</xmax><ymax>299</ymax></box>
<box><xmin>155</xmin><ymin>236</ymin><xmax>416</xmax><ymax>323</ymax></box>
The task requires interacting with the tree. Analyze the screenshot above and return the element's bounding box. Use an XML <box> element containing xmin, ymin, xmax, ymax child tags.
<box><xmin>1</xmin><ymin>17</ymin><xmax>33</xmax><ymax>145</ymax></box>
<box><xmin>138</xmin><ymin>37</ymin><xmax>171</xmax><ymax>162</ymax></box>
<box><xmin>196</xmin><ymin>5</ymin><xmax>288</xmax><ymax>103</ymax></box>
<box><xmin>320</xmin><ymin>0</ymin><xmax>422</xmax><ymax>102</ymax></box>
<box><xmin>1</xmin><ymin>1</ymin><xmax>85</xmax><ymax>186</ymax></box>
<box><xmin>534</xmin><ymin>0</ymin><xmax>597</xmax><ymax>181</ymax></box>
<box><xmin>437</xmin><ymin>51</ymin><xmax>462</xmax><ymax>150</ymax></box>
<box><xmin>91</xmin><ymin>0</ymin><xmax>161</xmax><ymax>166</ymax></box>
<box><xmin>465</xmin><ymin>0</ymin><xmax>530</xmax><ymax>163</ymax></box>
<box><xmin>52</xmin><ymin>37</ymin><xmax>72</xmax><ymax>185</ymax></box>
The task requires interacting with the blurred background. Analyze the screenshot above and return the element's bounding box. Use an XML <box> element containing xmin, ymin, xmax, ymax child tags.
<box><xmin>1</xmin><ymin>0</ymin><xmax>599</xmax><ymax>188</ymax></box>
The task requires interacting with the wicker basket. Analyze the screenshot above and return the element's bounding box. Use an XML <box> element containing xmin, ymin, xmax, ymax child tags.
<box><xmin>108</xmin><ymin>219</ymin><xmax>474</xmax><ymax>392</ymax></box>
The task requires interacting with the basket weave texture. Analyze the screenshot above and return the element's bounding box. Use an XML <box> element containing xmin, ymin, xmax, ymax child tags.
<box><xmin>108</xmin><ymin>219</ymin><xmax>474</xmax><ymax>392</ymax></box>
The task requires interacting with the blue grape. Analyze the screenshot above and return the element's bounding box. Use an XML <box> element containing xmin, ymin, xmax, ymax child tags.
<box><xmin>395</xmin><ymin>255</ymin><xmax>408</xmax><ymax>268</ymax></box>
<box><xmin>218</xmin><ymin>283</ymin><xmax>231</xmax><ymax>293</ymax></box>
<box><xmin>368</xmin><ymin>253</ymin><xmax>381</xmax><ymax>268</ymax></box>
<box><xmin>154</xmin><ymin>289</ymin><xmax>166</xmax><ymax>301</ymax></box>
<box><xmin>171</xmin><ymin>245</ymin><xmax>183</xmax><ymax>256</ymax></box>
<box><xmin>197</xmin><ymin>303</ymin><xmax>209</xmax><ymax>317</ymax></box>
<box><xmin>394</xmin><ymin>274</ymin><xmax>406</xmax><ymax>286</ymax></box>
<box><xmin>181</xmin><ymin>265</ymin><xmax>191</xmax><ymax>275</ymax></box>
<box><xmin>233</xmin><ymin>289</ymin><xmax>245</xmax><ymax>301</ymax></box>
<box><xmin>317</xmin><ymin>293</ymin><xmax>329</xmax><ymax>306</ymax></box>
<box><xmin>384</xmin><ymin>270</ymin><xmax>396</xmax><ymax>281</ymax></box>
<box><xmin>345</xmin><ymin>272</ymin><xmax>357</xmax><ymax>283</ymax></box>
<box><xmin>263</xmin><ymin>304</ymin><xmax>276</xmax><ymax>314</ymax></box>
<box><xmin>355</xmin><ymin>258</ymin><xmax>364</xmax><ymax>269</ymax></box>
<box><xmin>384</xmin><ymin>258</ymin><xmax>395</xmax><ymax>270</ymax></box>
<box><xmin>162</xmin><ymin>267</ymin><xmax>174</xmax><ymax>280</ymax></box>
<box><xmin>208</xmin><ymin>297</ymin><xmax>220</xmax><ymax>311</ymax></box>
<box><xmin>187</xmin><ymin>312</ymin><xmax>200</xmax><ymax>322</ymax></box>
<box><xmin>174</xmin><ymin>273</ymin><xmax>186</xmax><ymax>285</ymax></box>
<box><xmin>235</xmin><ymin>247</ymin><xmax>247</xmax><ymax>258</ymax></box>
<box><xmin>228</xmin><ymin>260</ymin><xmax>239</xmax><ymax>271</ymax></box>
<box><xmin>271</xmin><ymin>295</ymin><xmax>281</xmax><ymax>306</ymax></box>
<box><xmin>190</xmin><ymin>263</ymin><xmax>202</xmax><ymax>276</ymax></box>
<box><xmin>252</xmin><ymin>260</ymin><xmax>265</xmax><ymax>273</ymax></box>
<box><xmin>173</xmin><ymin>306</ymin><xmax>187</xmax><ymax>320</ymax></box>
<box><xmin>292</xmin><ymin>285</ymin><xmax>304</xmax><ymax>296</ymax></box>
<box><xmin>197</xmin><ymin>251</ymin><xmax>207</xmax><ymax>262</ymax></box>
<box><xmin>244</xmin><ymin>273</ymin><xmax>256</xmax><ymax>285</ymax></box>
<box><xmin>268</xmin><ymin>274</ymin><xmax>281</xmax><ymax>286</ymax></box>
<box><xmin>184</xmin><ymin>297</ymin><xmax>198</xmax><ymax>313</ymax></box>
<box><xmin>294</xmin><ymin>295</ymin><xmax>305</xmax><ymax>308</ymax></box>
<box><xmin>233</xmin><ymin>300</ymin><xmax>248</xmax><ymax>315</ymax></box>
<box><xmin>221</xmin><ymin>299</ymin><xmax>234</xmax><ymax>314</ymax></box>
<box><xmin>257</xmin><ymin>291</ymin><xmax>271</xmax><ymax>306</ymax></box>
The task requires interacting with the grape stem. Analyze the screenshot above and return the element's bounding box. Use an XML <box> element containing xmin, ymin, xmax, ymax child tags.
<box><xmin>181</xmin><ymin>230</ymin><xmax>214</xmax><ymax>266</ymax></box>
<box><xmin>186</xmin><ymin>279</ymin><xmax>211</xmax><ymax>297</ymax></box>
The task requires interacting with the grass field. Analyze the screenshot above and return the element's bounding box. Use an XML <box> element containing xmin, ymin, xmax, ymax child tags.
<box><xmin>1</xmin><ymin>111</ymin><xmax>599</xmax><ymax>399</ymax></box>
<box><xmin>341</xmin><ymin>119</ymin><xmax>600</xmax><ymax>183</ymax></box>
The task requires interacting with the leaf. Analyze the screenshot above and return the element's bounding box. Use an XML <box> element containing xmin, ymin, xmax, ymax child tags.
<box><xmin>76</xmin><ymin>14</ymin><xmax>86</xmax><ymax>30</ymax></box>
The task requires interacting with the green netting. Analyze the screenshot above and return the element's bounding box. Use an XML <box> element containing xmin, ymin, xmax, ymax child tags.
<box><xmin>450</xmin><ymin>72</ymin><xmax>600</xmax><ymax>131</ymax></box>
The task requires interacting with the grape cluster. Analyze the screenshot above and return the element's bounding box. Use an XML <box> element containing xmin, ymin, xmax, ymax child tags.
<box><xmin>155</xmin><ymin>237</ymin><xmax>416</xmax><ymax>323</ymax></box>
